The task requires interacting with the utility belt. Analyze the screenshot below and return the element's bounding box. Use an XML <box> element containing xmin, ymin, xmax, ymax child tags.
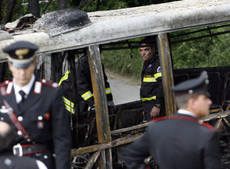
<box><xmin>13</xmin><ymin>143</ymin><xmax>50</xmax><ymax>157</ymax></box>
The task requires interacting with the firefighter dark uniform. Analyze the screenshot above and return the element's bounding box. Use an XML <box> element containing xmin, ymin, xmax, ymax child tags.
<box><xmin>140</xmin><ymin>57</ymin><xmax>164</xmax><ymax>120</ymax></box>
<box><xmin>59</xmin><ymin>54</ymin><xmax>113</xmax><ymax>115</ymax></box>
<box><xmin>0</xmin><ymin>41</ymin><xmax>71</xmax><ymax>169</ymax></box>
<box><xmin>123</xmin><ymin>71</ymin><xmax>221</xmax><ymax>169</ymax></box>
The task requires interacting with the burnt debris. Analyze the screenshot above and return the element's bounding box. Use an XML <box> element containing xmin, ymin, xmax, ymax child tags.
<box><xmin>33</xmin><ymin>8</ymin><xmax>91</xmax><ymax>36</ymax></box>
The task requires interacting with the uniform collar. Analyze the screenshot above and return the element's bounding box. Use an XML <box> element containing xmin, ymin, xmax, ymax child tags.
<box><xmin>144</xmin><ymin>56</ymin><xmax>158</xmax><ymax>65</ymax></box>
<box><xmin>13</xmin><ymin>74</ymin><xmax>35</xmax><ymax>103</ymax></box>
<box><xmin>178</xmin><ymin>109</ymin><xmax>196</xmax><ymax>117</ymax></box>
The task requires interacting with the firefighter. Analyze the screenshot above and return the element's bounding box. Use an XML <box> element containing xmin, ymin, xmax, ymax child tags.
<box><xmin>59</xmin><ymin>52</ymin><xmax>113</xmax><ymax>147</ymax></box>
<box><xmin>139</xmin><ymin>36</ymin><xmax>164</xmax><ymax>121</ymax></box>
<box><xmin>0</xmin><ymin>41</ymin><xmax>71</xmax><ymax>169</ymax></box>
<box><xmin>59</xmin><ymin>53</ymin><xmax>113</xmax><ymax>116</ymax></box>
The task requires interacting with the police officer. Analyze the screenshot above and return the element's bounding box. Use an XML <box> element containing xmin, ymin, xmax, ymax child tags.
<box><xmin>123</xmin><ymin>71</ymin><xmax>221</xmax><ymax>169</ymax></box>
<box><xmin>0</xmin><ymin>121</ymin><xmax>47</xmax><ymax>169</ymax></box>
<box><xmin>0</xmin><ymin>41</ymin><xmax>71</xmax><ymax>169</ymax></box>
<box><xmin>139</xmin><ymin>36</ymin><xmax>164</xmax><ymax>121</ymax></box>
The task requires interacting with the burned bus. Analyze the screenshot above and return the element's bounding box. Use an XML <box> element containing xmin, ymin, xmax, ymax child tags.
<box><xmin>1</xmin><ymin>0</ymin><xmax>230</xmax><ymax>168</ymax></box>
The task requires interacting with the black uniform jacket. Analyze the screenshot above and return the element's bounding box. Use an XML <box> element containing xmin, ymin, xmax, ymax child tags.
<box><xmin>123</xmin><ymin>113</ymin><xmax>221</xmax><ymax>169</ymax></box>
<box><xmin>75</xmin><ymin>55</ymin><xmax>113</xmax><ymax>112</ymax></box>
<box><xmin>0</xmin><ymin>79</ymin><xmax>71</xmax><ymax>169</ymax></box>
<box><xmin>0</xmin><ymin>151</ymin><xmax>40</xmax><ymax>169</ymax></box>
<box><xmin>59</xmin><ymin>55</ymin><xmax>113</xmax><ymax>115</ymax></box>
<box><xmin>140</xmin><ymin>57</ymin><xmax>163</xmax><ymax>107</ymax></box>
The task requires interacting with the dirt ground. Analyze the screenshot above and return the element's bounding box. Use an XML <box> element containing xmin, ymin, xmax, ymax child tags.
<box><xmin>106</xmin><ymin>71</ymin><xmax>140</xmax><ymax>105</ymax></box>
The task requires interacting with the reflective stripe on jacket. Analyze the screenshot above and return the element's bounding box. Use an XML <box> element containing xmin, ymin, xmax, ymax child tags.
<box><xmin>58</xmin><ymin>55</ymin><xmax>113</xmax><ymax>114</ymax></box>
<box><xmin>140</xmin><ymin>58</ymin><xmax>163</xmax><ymax>104</ymax></box>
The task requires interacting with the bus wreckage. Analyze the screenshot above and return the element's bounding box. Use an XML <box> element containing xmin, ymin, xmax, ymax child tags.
<box><xmin>1</xmin><ymin>0</ymin><xmax>230</xmax><ymax>168</ymax></box>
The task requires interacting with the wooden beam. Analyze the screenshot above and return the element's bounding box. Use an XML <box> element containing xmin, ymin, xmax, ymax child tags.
<box><xmin>84</xmin><ymin>151</ymin><xmax>101</xmax><ymax>169</ymax></box>
<box><xmin>200</xmin><ymin>110</ymin><xmax>230</xmax><ymax>122</ymax></box>
<box><xmin>157</xmin><ymin>34</ymin><xmax>176</xmax><ymax>116</ymax></box>
<box><xmin>71</xmin><ymin>133</ymin><xmax>143</xmax><ymax>156</ymax></box>
<box><xmin>111</xmin><ymin>121</ymin><xmax>150</xmax><ymax>135</ymax></box>
<box><xmin>88</xmin><ymin>45</ymin><xmax>112</xmax><ymax>169</ymax></box>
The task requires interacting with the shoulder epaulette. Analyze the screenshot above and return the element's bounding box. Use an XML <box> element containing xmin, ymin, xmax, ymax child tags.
<box><xmin>33</xmin><ymin>81</ymin><xmax>42</xmax><ymax>94</ymax></box>
<box><xmin>3</xmin><ymin>80</ymin><xmax>11</xmax><ymax>85</ymax></box>
<box><xmin>0</xmin><ymin>83</ymin><xmax>7</xmax><ymax>95</ymax></box>
<box><xmin>6</xmin><ymin>81</ymin><xmax>13</xmax><ymax>95</ymax></box>
<box><xmin>41</xmin><ymin>79</ymin><xmax>58</xmax><ymax>89</ymax></box>
<box><xmin>0</xmin><ymin>80</ymin><xmax>13</xmax><ymax>95</ymax></box>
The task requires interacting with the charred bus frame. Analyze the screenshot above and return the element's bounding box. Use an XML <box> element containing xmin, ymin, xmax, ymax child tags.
<box><xmin>1</xmin><ymin>0</ymin><xmax>230</xmax><ymax>168</ymax></box>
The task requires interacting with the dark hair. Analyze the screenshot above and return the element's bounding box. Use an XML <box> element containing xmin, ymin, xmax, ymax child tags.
<box><xmin>0</xmin><ymin>123</ymin><xmax>16</xmax><ymax>152</ymax></box>
<box><xmin>139</xmin><ymin>36</ymin><xmax>157</xmax><ymax>48</ymax></box>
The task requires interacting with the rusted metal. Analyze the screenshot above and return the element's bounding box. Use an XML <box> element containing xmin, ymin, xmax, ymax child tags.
<box><xmin>200</xmin><ymin>111</ymin><xmax>230</xmax><ymax>122</ymax></box>
<box><xmin>210</xmin><ymin>108</ymin><xmax>223</xmax><ymax>113</ymax></box>
<box><xmin>223</xmin><ymin>118</ymin><xmax>230</xmax><ymax>128</ymax></box>
<box><xmin>214</xmin><ymin>119</ymin><xmax>223</xmax><ymax>130</ymax></box>
<box><xmin>71</xmin><ymin>133</ymin><xmax>143</xmax><ymax>156</ymax></box>
<box><xmin>157</xmin><ymin>34</ymin><xmax>176</xmax><ymax>116</ymax></box>
<box><xmin>88</xmin><ymin>45</ymin><xmax>112</xmax><ymax>169</ymax></box>
<box><xmin>111</xmin><ymin>121</ymin><xmax>150</xmax><ymax>135</ymax></box>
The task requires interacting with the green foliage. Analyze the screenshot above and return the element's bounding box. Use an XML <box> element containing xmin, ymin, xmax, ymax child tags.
<box><xmin>41</xmin><ymin>1</ymin><xmax>58</xmax><ymax>14</ymax></box>
<box><xmin>101</xmin><ymin>48</ymin><xmax>143</xmax><ymax>78</ymax></box>
<box><xmin>0</xmin><ymin>0</ymin><xmax>24</xmax><ymax>23</ymax></box>
<box><xmin>80</xmin><ymin>0</ymin><xmax>128</xmax><ymax>11</ymax></box>
<box><xmin>171</xmin><ymin>26</ymin><xmax>230</xmax><ymax>69</ymax></box>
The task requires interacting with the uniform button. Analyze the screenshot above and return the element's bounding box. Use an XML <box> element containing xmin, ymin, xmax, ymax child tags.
<box><xmin>35</xmin><ymin>153</ymin><xmax>41</xmax><ymax>157</ymax></box>
<box><xmin>38</xmin><ymin>116</ymin><xmax>43</xmax><ymax>120</ymax></box>
<box><xmin>17</xmin><ymin>130</ymin><xmax>22</xmax><ymax>136</ymax></box>
<box><xmin>44</xmin><ymin>155</ymin><xmax>48</xmax><ymax>159</ymax></box>
<box><xmin>4</xmin><ymin>158</ymin><xmax>12</xmax><ymax>166</ymax></box>
<box><xmin>27</xmin><ymin>139</ymin><xmax>31</xmax><ymax>142</ymax></box>
<box><xmin>52</xmin><ymin>83</ymin><xmax>58</xmax><ymax>88</ymax></box>
<box><xmin>18</xmin><ymin>116</ymin><xmax>23</xmax><ymax>121</ymax></box>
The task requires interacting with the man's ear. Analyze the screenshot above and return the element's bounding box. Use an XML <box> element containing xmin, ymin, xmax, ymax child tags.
<box><xmin>151</xmin><ymin>45</ymin><xmax>156</xmax><ymax>55</ymax></box>
<box><xmin>32</xmin><ymin>59</ymin><xmax>36</xmax><ymax>65</ymax></box>
<box><xmin>187</xmin><ymin>97</ymin><xmax>195</xmax><ymax>108</ymax></box>
<box><xmin>8</xmin><ymin>61</ymin><xmax>12</xmax><ymax>71</ymax></box>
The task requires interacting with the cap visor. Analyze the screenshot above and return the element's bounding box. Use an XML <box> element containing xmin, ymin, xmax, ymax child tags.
<box><xmin>11</xmin><ymin>61</ymin><xmax>32</xmax><ymax>69</ymax></box>
<box><xmin>197</xmin><ymin>91</ymin><xmax>211</xmax><ymax>98</ymax></box>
